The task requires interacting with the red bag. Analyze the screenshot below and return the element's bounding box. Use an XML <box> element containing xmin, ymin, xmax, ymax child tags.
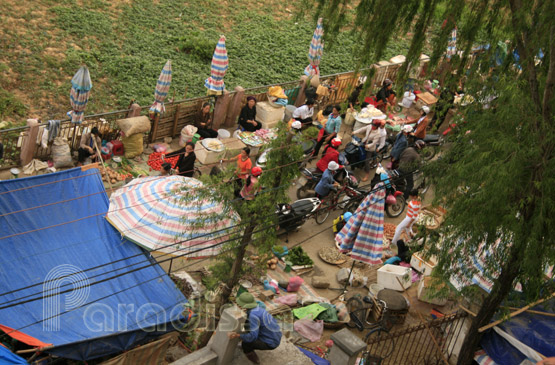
<box><xmin>287</xmin><ymin>276</ymin><xmax>304</xmax><ymax>292</ymax></box>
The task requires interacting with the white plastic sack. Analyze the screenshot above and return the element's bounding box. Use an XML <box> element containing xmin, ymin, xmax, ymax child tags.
<box><xmin>275</xmin><ymin>294</ymin><xmax>298</xmax><ymax>306</ymax></box>
<box><xmin>51</xmin><ymin>137</ymin><xmax>73</xmax><ymax>168</ymax></box>
<box><xmin>294</xmin><ymin>318</ymin><xmax>324</xmax><ymax>342</ymax></box>
<box><xmin>179</xmin><ymin>125</ymin><xmax>198</xmax><ymax>147</ymax></box>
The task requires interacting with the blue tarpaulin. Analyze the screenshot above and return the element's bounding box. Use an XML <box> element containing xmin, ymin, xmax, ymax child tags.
<box><xmin>0</xmin><ymin>167</ymin><xmax>188</xmax><ymax>360</ymax></box>
<box><xmin>0</xmin><ymin>346</ymin><xmax>27</xmax><ymax>364</ymax></box>
<box><xmin>480</xmin><ymin>301</ymin><xmax>555</xmax><ymax>364</ymax></box>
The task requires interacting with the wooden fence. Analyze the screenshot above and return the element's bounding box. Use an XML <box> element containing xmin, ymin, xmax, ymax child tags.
<box><xmin>0</xmin><ymin>60</ymin><xmax>420</xmax><ymax>168</ymax></box>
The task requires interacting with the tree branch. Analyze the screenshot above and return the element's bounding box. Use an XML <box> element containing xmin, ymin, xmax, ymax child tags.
<box><xmin>508</xmin><ymin>0</ymin><xmax>542</xmax><ymax>121</ymax></box>
<box><xmin>543</xmin><ymin>24</ymin><xmax>555</xmax><ymax>124</ymax></box>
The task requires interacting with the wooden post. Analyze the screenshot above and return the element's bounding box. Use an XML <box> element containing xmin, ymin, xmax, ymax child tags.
<box><xmin>295</xmin><ymin>76</ymin><xmax>308</xmax><ymax>107</ymax></box>
<box><xmin>150</xmin><ymin>114</ymin><xmax>160</xmax><ymax>143</ymax></box>
<box><xmin>213</xmin><ymin>90</ymin><xmax>231</xmax><ymax>130</ymax></box>
<box><xmin>225</xmin><ymin>86</ymin><xmax>245</xmax><ymax>128</ymax></box>
<box><xmin>93</xmin><ymin>137</ymin><xmax>112</xmax><ymax>191</ymax></box>
<box><xmin>172</xmin><ymin>105</ymin><xmax>181</xmax><ymax>137</ymax></box>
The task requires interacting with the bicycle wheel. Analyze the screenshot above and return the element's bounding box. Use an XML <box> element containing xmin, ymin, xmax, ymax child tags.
<box><xmin>364</xmin><ymin>327</ymin><xmax>395</xmax><ymax>359</ymax></box>
<box><xmin>346</xmin><ymin>297</ymin><xmax>365</xmax><ymax>330</ymax></box>
<box><xmin>315</xmin><ymin>199</ymin><xmax>331</xmax><ymax>224</ymax></box>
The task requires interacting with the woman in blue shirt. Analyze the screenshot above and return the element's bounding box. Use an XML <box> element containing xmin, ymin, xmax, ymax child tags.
<box><xmin>315</xmin><ymin>161</ymin><xmax>341</xmax><ymax>198</ymax></box>
<box><xmin>313</xmin><ymin>105</ymin><xmax>342</xmax><ymax>157</ymax></box>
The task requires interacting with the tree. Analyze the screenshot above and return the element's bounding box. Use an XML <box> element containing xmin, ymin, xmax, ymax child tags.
<box><xmin>178</xmin><ymin>124</ymin><xmax>304</xmax><ymax>304</ymax></box>
<box><xmin>314</xmin><ymin>0</ymin><xmax>554</xmax><ymax>363</ymax></box>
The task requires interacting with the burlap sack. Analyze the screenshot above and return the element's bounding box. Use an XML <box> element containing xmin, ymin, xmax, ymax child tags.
<box><xmin>116</xmin><ymin>116</ymin><xmax>151</xmax><ymax>137</ymax></box>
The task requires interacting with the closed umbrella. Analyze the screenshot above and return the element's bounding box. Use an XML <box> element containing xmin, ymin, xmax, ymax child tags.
<box><xmin>446</xmin><ymin>28</ymin><xmax>457</xmax><ymax>59</ymax></box>
<box><xmin>106</xmin><ymin>176</ymin><xmax>239</xmax><ymax>258</ymax></box>
<box><xmin>204</xmin><ymin>35</ymin><xmax>228</xmax><ymax>95</ymax></box>
<box><xmin>304</xmin><ymin>18</ymin><xmax>324</xmax><ymax>77</ymax></box>
<box><xmin>335</xmin><ymin>183</ymin><xmax>386</xmax><ymax>265</ymax></box>
<box><xmin>69</xmin><ymin>66</ymin><xmax>92</xmax><ymax>124</ymax></box>
<box><xmin>150</xmin><ymin>60</ymin><xmax>172</xmax><ymax>115</ymax></box>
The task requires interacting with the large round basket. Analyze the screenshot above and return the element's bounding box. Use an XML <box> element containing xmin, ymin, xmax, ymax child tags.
<box><xmin>319</xmin><ymin>247</ymin><xmax>348</xmax><ymax>265</ymax></box>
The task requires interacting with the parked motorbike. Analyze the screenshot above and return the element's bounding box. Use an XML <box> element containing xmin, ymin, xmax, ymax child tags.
<box><xmin>344</xmin><ymin>135</ymin><xmax>392</xmax><ymax>171</ymax></box>
<box><xmin>420</xmin><ymin>134</ymin><xmax>443</xmax><ymax>161</ymax></box>
<box><xmin>296</xmin><ymin>167</ymin><xmax>323</xmax><ymax>199</ymax></box>
<box><xmin>276</xmin><ymin>197</ymin><xmax>320</xmax><ymax>233</ymax></box>
<box><xmin>373</xmin><ymin>164</ymin><xmax>407</xmax><ymax>218</ymax></box>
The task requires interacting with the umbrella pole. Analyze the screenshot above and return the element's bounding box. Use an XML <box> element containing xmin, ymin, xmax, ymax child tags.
<box><xmin>93</xmin><ymin>137</ymin><xmax>113</xmax><ymax>191</ymax></box>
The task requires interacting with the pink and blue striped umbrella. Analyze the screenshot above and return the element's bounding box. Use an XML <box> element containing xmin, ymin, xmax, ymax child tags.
<box><xmin>106</xmin><ymin>176</ymin><xmax>239</xmax><ymax>258</ymax></box>
<box><xmin>150</xmin><ymin>60</ymin><xmax>172</xmax><ymax>115</ymax></box>
<box><xmin>304</xmin><ymin>18</ymin><xmax>324</xmax><ymax>77</ymax></box>
<box><xmin>205</xmin><ymin>35</ymin><xmax>228</xmax><ymax>94</ymax></box>
<box><xmin>69</xmin><ymin>66</ymin><xmax>92</xmax><ymax>124</ymax></box>
<box><xmin>335</xmin><ymin>183</ymin><xmax>386</xmax><ymax>265</ymax></box>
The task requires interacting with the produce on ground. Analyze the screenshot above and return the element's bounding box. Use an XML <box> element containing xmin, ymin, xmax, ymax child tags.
<box><xmin>100</xmin><ymin>166</ymin><xmax>131</xmax><ymax>184</ymax></box>
<box><xmin>288</xmin><ymin>246</ymin><xmax>313</xmax><ymax>266</ymax></box>
<box><xmin>319</xmin><ymin>247</ymin><xmax>347</xmax><ymax>264</ymax></box>
<box><xmin>147</xmin><ymin>151</ymin><xmax>179</xmax><ymax>171</ymax></box>
<box><xmin>267</xmin><ymin>257</ymin><xmax>278</xmax><ymax>270</ymax></box>
<box><xmin>384</xmin><ymin>223</ymin><xmax>397</xmax><ymax>239</ymax></box>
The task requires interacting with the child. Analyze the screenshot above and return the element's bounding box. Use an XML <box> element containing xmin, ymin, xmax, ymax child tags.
<box><xmin>333</xmin><ymin>212</ymin><xmax>353</xmax><ymax>235</ymax></box>
<box><xmin>392</xmin><ymin>190</ymin><xmax>421</xmax><ymax>246</ymax></box>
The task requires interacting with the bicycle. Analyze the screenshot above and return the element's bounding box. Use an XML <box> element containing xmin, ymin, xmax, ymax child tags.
<box><xmin>345</xmin><ymin>296</ymin><xmax>396</xmax><ymax>364</ymax></box>
<box><xmin>314</xmin><ymin>169</ymin><xmax>359</xmax><ymax>224</ymax></box>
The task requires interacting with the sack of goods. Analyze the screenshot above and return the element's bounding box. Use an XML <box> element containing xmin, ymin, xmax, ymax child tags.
<box><xmin>116</xmin><ymin>116</ymin><xmax>151</xmax><ymax>137</ymax></box>
<box><xmin>122</xmin><ymin>133</ymin><xmax>144</xmax><ymax>158</ymax></box>
<box><xmin>51</xmin><ymin>137</ymin><xmax>73</xmax><ymax>168</ymax></box>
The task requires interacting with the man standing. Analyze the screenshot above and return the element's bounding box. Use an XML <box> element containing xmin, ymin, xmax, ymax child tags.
<box><xmin>392</xmin><ymin>190</ymin><xmax>421</xmax><ymax>246</ymax></box>
<box><xmin>228</xmin><ymin>293</ymin><xmax>282</xmax><ymax>364</ymax></box>
<box><xmin>398</xmin><ymin>140</ymin><xmax>425</xmax><ymax>199</ymax></box>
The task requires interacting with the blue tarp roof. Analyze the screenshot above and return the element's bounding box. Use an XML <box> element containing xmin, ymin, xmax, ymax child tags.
<box><xmin>481</xmin><ymin>300</ymin><xmax>555</xmax><ymax>364</ymax></box>
<box><xmin>0</xmin><ymin>167</ymin><xmax>187</xmax><ymax>360</ymax></box>
<box><xmin>0</xmin><ymin>346</ymin><xmax>26</xmax><ymax>365</ymax></box>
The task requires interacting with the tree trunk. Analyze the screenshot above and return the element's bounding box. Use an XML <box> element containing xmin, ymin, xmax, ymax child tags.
<box><xmin>456</xmin><ymin>246</ymin><xmax>521</xmax><ymax>365</ymax></box>
<box><xmin>221</xmin><ymin>220</ymin><xmax>256</xmax><ymax>303</ymax></box>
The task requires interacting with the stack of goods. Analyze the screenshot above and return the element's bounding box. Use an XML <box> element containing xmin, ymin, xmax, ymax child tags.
<box><xmin>116</xmin><ymin>116</ymin><xmax>151</xmax><ymax>158</ymax></box>
<box><xmin>100</xmin><ymin>166</ymin><xmax>132</xmax><ymax>185</ymax></box>
<box><xmin>254</xmin><ymin>128</ymin><xmax>277</xmax><ymax>142</ymax></box>
<box><xmin>238</xmin><ymin>131</ymin><xmax>264</xmax><ymax>147</ymax></box>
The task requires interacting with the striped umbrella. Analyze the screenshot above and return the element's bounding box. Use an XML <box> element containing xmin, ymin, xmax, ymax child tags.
<box><xmin>204</xmin><ymin>35</ymin><xmax>228</xmax><ymax>95</ymax></box>
<box><xmin>106</xmin><ymin>176</ymin><xmax>239</xmax><ymax>258</ymax></box>
<box><xmin>335</xmin><ymin>183</ymin><xmax>386</xmax><ymax>265</ymax></box>
<box><xmin>304</xmin><ymin>18</ymin><xmax>324</xmax><ymax>77</ymax></box>
<box><xmin>69</xmin><ymin>66</ymin><xmax>92</xmax><ymax>124</ymax></box>
<box><xmin>446</xmin><ymin>28</ymin><xmax>457</xmax><ymax>59</ymax></box>
<box><xmin>150</xmin><ymin>60</ymin><xmax>172</xmax><ymax>115</ymax></box>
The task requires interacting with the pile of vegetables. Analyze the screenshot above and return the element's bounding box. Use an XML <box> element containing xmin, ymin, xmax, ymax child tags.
<box><xmin>266</xmin><ymin>257</ymin><xmax>278</xmax><ymax>270</ymax></box>
<box><xmin>288</xmin><ymin>247</ymin><xmax>313</xmax><ymax>266</ymax></box>
<box><xmin>147</xmin><ymin>152</ymin><xmax>179</xmax><ymax>171</ymax></box>
<box><xmin>100</xmin><ymin>167</ymin><xmax>131</xmax><ymax>184</ymax></box>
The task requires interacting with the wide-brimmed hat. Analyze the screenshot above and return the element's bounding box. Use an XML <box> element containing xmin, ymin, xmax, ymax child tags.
<box><xmin>236</xmin><ymin>292</ymin><xmax>257</xmax><ymax>309</ymax></box>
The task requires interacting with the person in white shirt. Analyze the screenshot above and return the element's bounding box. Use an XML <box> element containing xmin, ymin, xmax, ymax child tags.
<box><xmin>377</xmin><ymin>120</ymin><xmax>387</xmax><ymax>151</ymax></box>
<box><xmin>353</xmin><ymin>120</ymin><xmax>382</xmax><ymax>181</ymax></box>
<box><xmin>292</xmin><ymin>99</ymin><xmax>315</xmax><ymax>126</ymax></box>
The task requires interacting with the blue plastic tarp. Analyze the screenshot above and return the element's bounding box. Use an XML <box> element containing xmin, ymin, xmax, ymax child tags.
<box><xmin>0</xmin><ymin>168</ymin><xmax>188</xmax><ymax>360</ymax></box>
<box><xmin>481</xmin><ymin>303</ymin><xmax>555</xmax><ymax>364</ymax></box>
<box><xmin>0</xmin><ymin>346</ymin><xmax>27</xmax><ymax>364</ymax></box>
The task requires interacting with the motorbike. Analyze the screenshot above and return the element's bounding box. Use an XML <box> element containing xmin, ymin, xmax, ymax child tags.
<box><xmin>296</xmin><ymin>167</ymin><xmax>324</xmax><ymax>199</ymax></box>
<box><xmin>276</xmin><ymin>197</ymin><xmax>320</xmax><ymax>234</ymax></box>
<box><xmin>420</xmin><ymin>134</ymin><xmax>443</xmax><ymax>161</ymax></box>
<box><xmin>344</xmin><ymin>135</ymin><xmax>392</xmax><ymax>171</ymax></box>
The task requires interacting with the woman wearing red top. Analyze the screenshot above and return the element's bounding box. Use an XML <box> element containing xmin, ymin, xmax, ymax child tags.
<box><xmin>316</xmin><ymin>138</ymin><xmax>342</xmax><ymax>172</ymax></box>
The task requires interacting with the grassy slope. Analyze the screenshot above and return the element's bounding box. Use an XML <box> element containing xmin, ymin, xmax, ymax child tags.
<box><xmin>0</xmin><ymin>0</ymin><xmax>410</xmax><ymax>122</ymax></box>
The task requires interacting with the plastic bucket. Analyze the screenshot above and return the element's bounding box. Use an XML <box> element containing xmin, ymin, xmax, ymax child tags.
<box><xmin>217</xmin><ymin>129</ymin><xmax>231</xmax><ymax>140</ymax></box>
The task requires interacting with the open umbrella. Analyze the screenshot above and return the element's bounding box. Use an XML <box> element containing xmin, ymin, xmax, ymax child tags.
<box><xmin>106</xmin><ymin>176</ymin><xmax>239</xmax><ymax>258</ymax></box>
<box><xmin>69</xmin><ymin>66</ymin><xmax>92</xmax><ymax>124</ymax></box>
<box><xmin>150</xmin><ymin>60</ymin><xmax>172</xmax><ymax>115</ymax></box>
<box><xmin>335</xmin><ymin>183</ymin><xmax>386</xmax><ymax>265</ymax></box>
<box><xmin>304</xmin><ymin>18</ymin><xmax>324</xmax><ymax>77</ymax></box>
<box><xmin>204</xmin><ymin>35</ymin><xmax>228</xmax><ymax>95</ymax></box>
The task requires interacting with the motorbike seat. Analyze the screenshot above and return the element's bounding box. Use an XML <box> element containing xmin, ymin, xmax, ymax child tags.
<box><xmin>308</xmin><ymin>167</ymin><xmax>323</xmax><ymax>177</ymax></box>
<box><xmin>424</xmin><ymin>134</ymin><xmax>440</xmax><ymax>143</ymax></box>
<box><xmin>291</xmin><ymin>199</ymin><xmax>316</xmax><ymax>216</ymax></box>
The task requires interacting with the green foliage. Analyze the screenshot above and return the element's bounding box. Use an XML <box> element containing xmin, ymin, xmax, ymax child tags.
<box><xmin>178</xmin><ymin>32</ymin><xmax>217</xmax><ymax>62</ymax></box>
<box><xmin>0</xmin><ymin>90</ymin><xmax>27</xmax><ymax>119</ymax></box>
<box><xmin>288</xmin><ymin>246</ymin><xmax>313</xmax><ymax>266</ymax></box>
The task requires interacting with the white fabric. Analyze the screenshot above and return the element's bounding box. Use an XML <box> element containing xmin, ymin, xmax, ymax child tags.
<box><xmin>292</xmin><ymin>105</ymin><xmax>314</xmax><ymax>120</ymax></box>
<box><xmin>377</xmin><ymin>127</ymin><xmax>387</xmax><ymax>150</ymax></box>
<box><xmin>402</xmin><ymin>125</ymin><xmax>414</xmax><ymax>133</ymax></box>
<box><xmin>401</xmin><ymin>91</ymin><xmax>416</xmax><ymax>108</ymax></box>
<box><xmin>492</xmin><ymin>326</ymin><xmax>543</xmax><ymax>362</ymax></box>
<box><xmin>392</xmin><ymin>216</ymin><xmax>413</xmax><ymax>245</ymax></box>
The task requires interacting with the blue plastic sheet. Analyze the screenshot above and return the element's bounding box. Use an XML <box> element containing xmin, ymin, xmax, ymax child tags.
<box><xmin>0</xmin><ymin>168</ymin><xmax>187</xmax><ymax>360</ymax></box>
<box><xmin>0</xmin><ymin>346</ymin><xmax>27</xmax><ymax>364</ymax></box>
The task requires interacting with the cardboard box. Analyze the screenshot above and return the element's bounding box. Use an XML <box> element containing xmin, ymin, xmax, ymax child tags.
<box><xmin>410</xmin><ymin>252</ymin><xmax>437</xmax><ymax>276</ymax></box>
<box><xmin>415</xmin><ymin>92</ymin><xmax>438</xmax><ymax>108</ymax></box>
<box><xmin>256</xmin><ymin>101</ymin><xmax>285</xmax><ymax>125</ymax></box>
<box><xmin>377</xmin><ymin>264</ymin><xmax>411</xmax><ymax>291</ymax></box>
<box><xmin>417</xmin><ymin>276</ymin><xmax>448</xmax><ymax>306</ymax></box>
